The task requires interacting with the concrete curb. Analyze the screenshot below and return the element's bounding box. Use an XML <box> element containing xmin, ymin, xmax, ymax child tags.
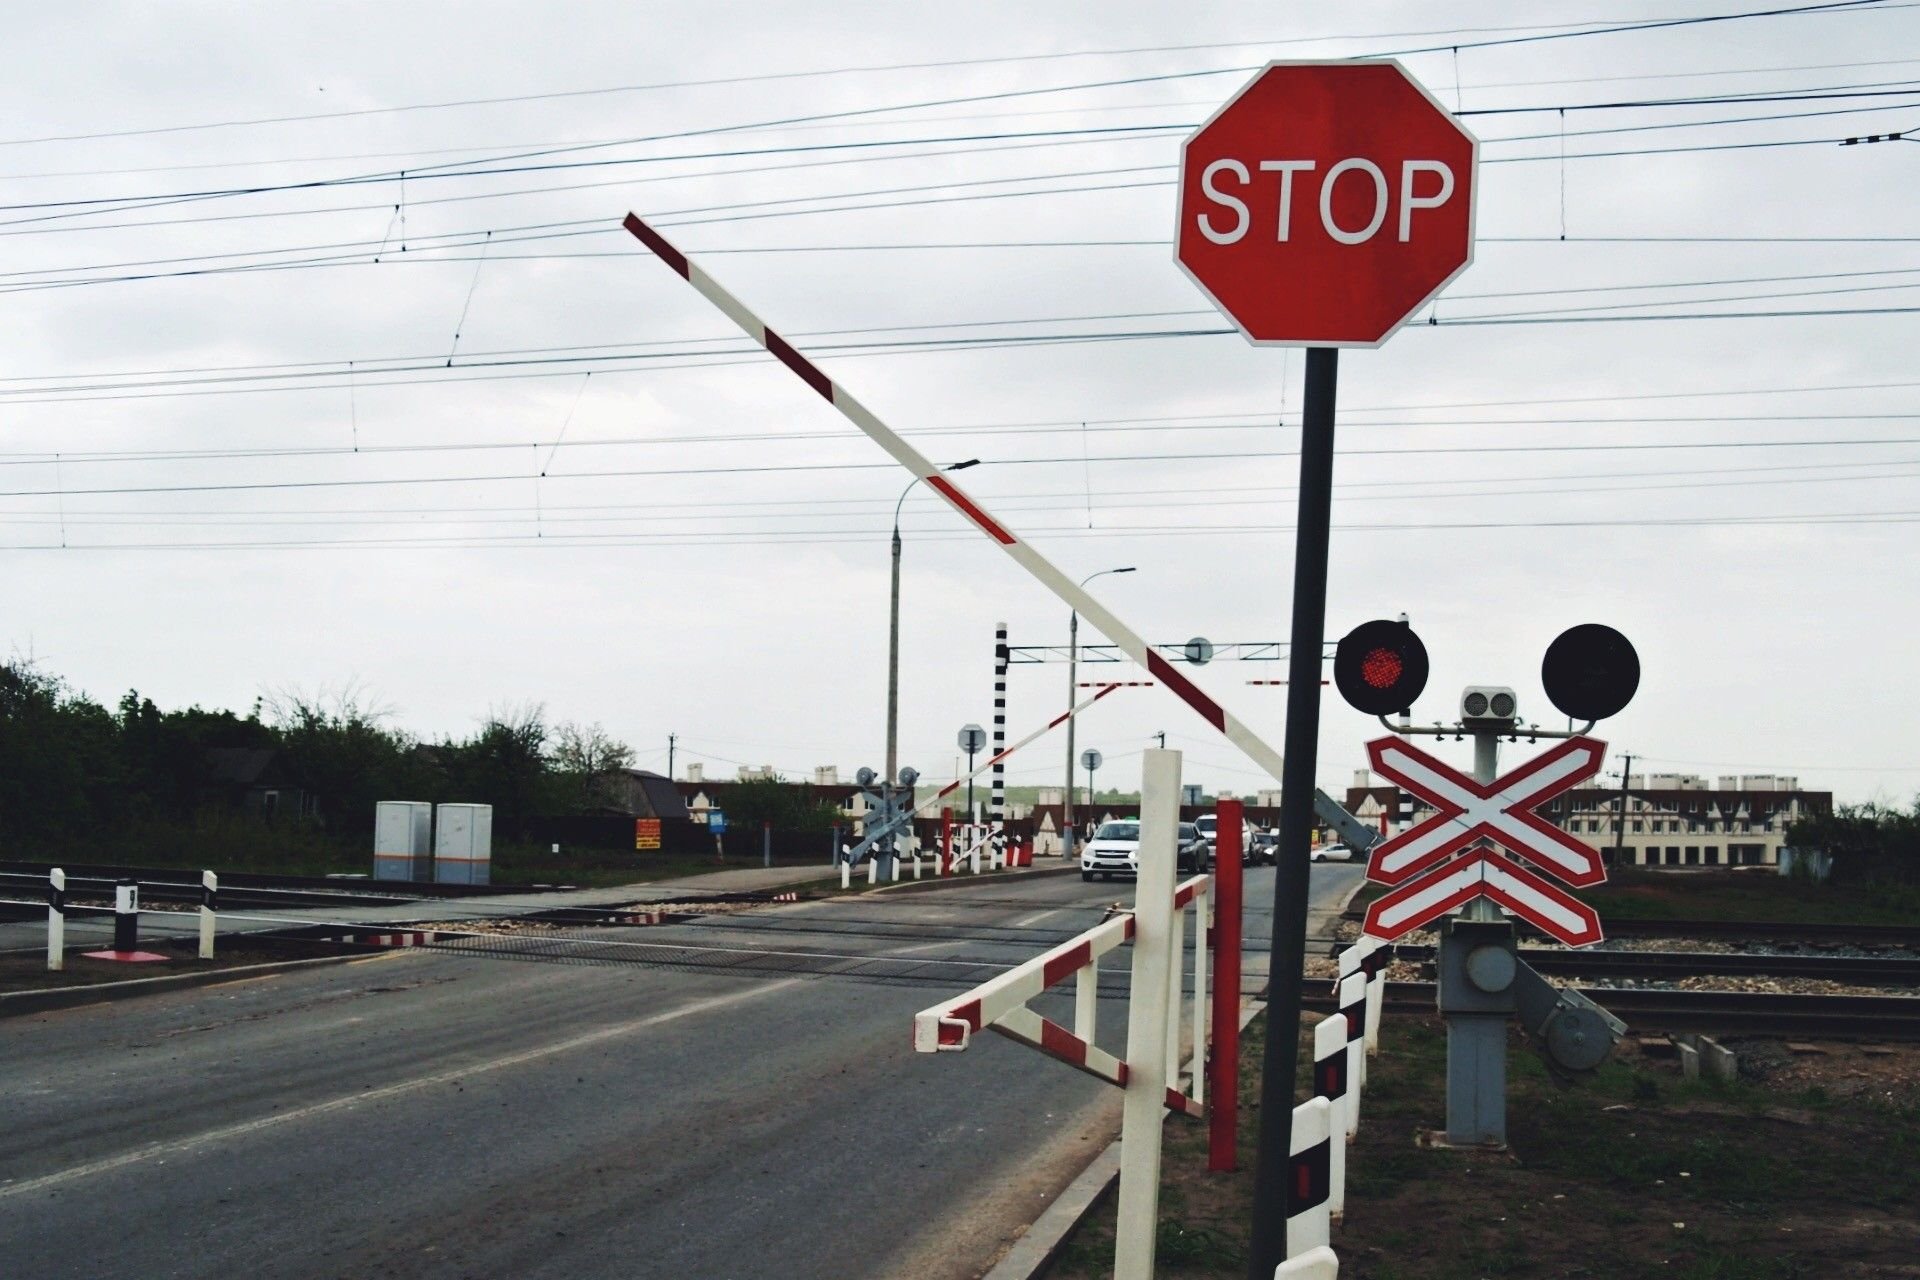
<box><xmin>0</xmin><ymin>950</ymin><xmax>381</xmax><ymax>1019</ymax></box>
<box><xmin>983</xmin><ymin>1000</ymin><xmax>1269</xmax><ymax>1280</ymax></box>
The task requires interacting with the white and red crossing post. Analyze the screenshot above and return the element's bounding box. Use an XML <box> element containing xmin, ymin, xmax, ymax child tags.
<box><xmin>46</xmin><ymin>867</ymin><xmax>64</xmax><ymax>972</ymax></box>
<box><xmin>1115</xmin><ymin>748</ymin><xmax>1181</xmax><ymax>1280</ymax></box>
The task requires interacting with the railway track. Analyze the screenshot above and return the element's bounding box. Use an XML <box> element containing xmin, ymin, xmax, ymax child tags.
<box><xmin>0</xmin><ymin>869</ymin><xmax>441</xmax><ymax>913</ymax></box>
<box><xmin>1335</xmin><ymin>941</ymin><xmax>1920</xmax><ymax>985</ymax></box>
<box><xmin>0</xmin><ymin>860</ymin><xmax>567</xmax><ymax>904</ymax></box>
<box><xmin>1304</xmin><ymin>980</ymin><xmax>1920</xmax><ymax>1040</ymax></box>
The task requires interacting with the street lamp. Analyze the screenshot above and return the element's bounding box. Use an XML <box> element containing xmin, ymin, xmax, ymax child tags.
<box><xmin>1063</xmin><ymin>566</ymin><xmax>1135</xmax><ymax>860</ymax></box>
<box><xmin>886</xmin><ymin>459</ymin><xmax>981</xmax><ymax>789</ymax></box>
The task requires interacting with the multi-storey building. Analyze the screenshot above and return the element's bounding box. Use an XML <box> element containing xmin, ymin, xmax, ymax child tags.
<box><xmin>1346</xmin><ymin>769</ymin><xmax>1831</xmax><ymax>870</ymax></box>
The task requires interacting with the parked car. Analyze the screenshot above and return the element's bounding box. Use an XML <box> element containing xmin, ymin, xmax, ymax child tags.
<box><xmin>1081</xmin><ymin>819</ymin><xmax>1140</xmax><ymax>880</ymax></box>
<box><xmin>1079</xmin><ymin>819</ymin><xmax>1212</xmax><ymax>880</ymax></box>
<box><xmin>1193</xmin><ymin>812</ymin><xmax>1259</xmax><ymax>862</ymax></box>
<box><xmin>1177</xmin><ymin>822</ymin><xmax>1212</xmax><ymax>874</ymax></box>
<box><xmin>1311</xmin><ymin>843</ymin><xmax>1355</xmax><ymax>863</ymax></box>
<box><xmin>1249</xmin><ymin>829</ymin><xmax>1280</xmax><ymax>865</ymax></box>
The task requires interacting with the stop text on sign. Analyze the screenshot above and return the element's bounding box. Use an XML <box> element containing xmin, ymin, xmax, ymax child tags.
<box><xmin>1175</xmin><ymin>60</ymin><xmax>1478</xmax><ymax>348</ymax></box>
<box><xmin>1194</xmin><ymin>157</ymin><xmax>1458</xmax><ymax>247</ymax></box>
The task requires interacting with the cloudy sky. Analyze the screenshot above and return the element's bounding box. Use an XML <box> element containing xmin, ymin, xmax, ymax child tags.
<box><xmin>4</xmin><ymin>1</ymin><xmax>1917</xmax><ymax>807</ymax></box>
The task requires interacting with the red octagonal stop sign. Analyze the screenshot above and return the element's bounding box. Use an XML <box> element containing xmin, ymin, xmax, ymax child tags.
<box><xmin>1176</xmin><ymin>61</ymin><xmax>1477</xmax><ymax>348</ymax></box>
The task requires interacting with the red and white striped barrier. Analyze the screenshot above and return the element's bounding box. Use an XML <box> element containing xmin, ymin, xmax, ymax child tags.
<box><xmin>922</xmin><ymin>682</ymin><xmax>1127</xmax><ymax>826</ymax></box>
<box><xmin>915</xmin><ymin>749</ymin><xmax>1211</xmax><ymax>1280</ymax></box>
<box><xmin>620</xmin><ymin>216</ymin><xmax>1290</xmax><ymax>787</ymax></box>
<box><xmin>363</xmin><ymin>930</ymin><xmax>439</xmax><ymax>948</ymax></box>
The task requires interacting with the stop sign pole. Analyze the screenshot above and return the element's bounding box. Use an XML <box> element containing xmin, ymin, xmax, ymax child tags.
<box><xmin>1171</xmin><ymin>61</ymin><xmax>1476</xmax><ymax>1279</ymax></box>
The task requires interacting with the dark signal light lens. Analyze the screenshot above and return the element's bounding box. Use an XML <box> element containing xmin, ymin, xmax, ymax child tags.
<box><xmin>1541</xmin><ymin>623</ymin><xmax>1639</xmax><ymax>721</ymax></box>
<box><xmin>1334</xmin><ymin>619</ymin><xmax>1429</xmax><ymax>716</ymax></box>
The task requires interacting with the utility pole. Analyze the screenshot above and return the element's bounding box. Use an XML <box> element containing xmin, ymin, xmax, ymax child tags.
<box><xmin>1154</xmin><ymin>731</ymin><xmax>1166</xmax><ymax>749</ymax></box>
<box><xmin>1065</xmin><ymin>567</ymin><xmax>1134</xmax><ymax>861</ymax></box>
<box><xmin>1612</xmin><ymin>751</ymin><xmax>1634</xmax><ymax>866</ymax></box>
<box><xmin>668</xmin><ymin>733</ymin><xmax>676</xmax><ymax>781</ymax></box>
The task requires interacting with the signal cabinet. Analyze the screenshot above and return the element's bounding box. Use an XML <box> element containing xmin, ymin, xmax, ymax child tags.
<box><xmin>435</xmin><ymin>803</ymin><xmax>494</xmax><ymax>886</ymax></box>
<box><xmin>374</xmin><ymin>801</ymin><xmax>433</xmax><ymax>881</ymax></box>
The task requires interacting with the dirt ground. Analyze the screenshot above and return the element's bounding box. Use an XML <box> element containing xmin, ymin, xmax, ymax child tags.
<box><xmin>1047</xmin><ymin>1012</ymin><xmax>1920</xmax><ymax>1279</ymax></box>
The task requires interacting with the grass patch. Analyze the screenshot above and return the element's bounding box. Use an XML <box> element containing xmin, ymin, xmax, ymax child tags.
<box><xmin>1043</xmin><ymin>1008</ymin><xmax>1920</xmax><ymax>1278</ymax></box>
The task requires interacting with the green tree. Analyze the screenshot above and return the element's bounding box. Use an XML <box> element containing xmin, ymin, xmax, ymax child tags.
<box><xmin>1788</xmin><ymin>798</ymin><xmax>1920</xmax><ymax>886</ymax></box>
<box><xmin>721</xmin><ymin>774</ymin><xmax>846</xmax><ymax>832</ymax></box>
<box><xmin>267</xmin><ymin>685</ymin><xmax>417</xmax><ymax>835</ymax></box>
<box><xmin>551</xmin><ymin>720</ymin><xmax>636</xmax><ymax>810</ymax></box>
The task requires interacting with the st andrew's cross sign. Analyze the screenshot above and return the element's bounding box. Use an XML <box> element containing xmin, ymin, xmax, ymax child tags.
<box><xmin>1359</xmin><ymin>735</ymin><xmax>1610</xmax><ymax>947</ymax></box>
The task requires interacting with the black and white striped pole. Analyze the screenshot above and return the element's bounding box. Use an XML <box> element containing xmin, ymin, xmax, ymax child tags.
<box><xmin>200</xmin><ymin>870</ymin><xmax>218</xmax><ymax>959</ymax></box>
<box><xmin>113</xmin><ymin>879</ymin><xmax>139</xmax><ymax>953</ymax></box>
<box><xmin>46</xmin><ymin>868</ymin><xmax>65</xmax><ymax>971</ymax></box>
<box><xmin>1311</xmin><ymin>1016</ymin><xmax>1350</xmax><ymax>1223</ymax></box>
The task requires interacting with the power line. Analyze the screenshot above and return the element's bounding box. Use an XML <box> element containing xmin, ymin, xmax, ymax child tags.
<box><xmin>4</xmin><ymin>434</ymin><xmax>1919</xmax><ymax>500</ymax></box>
<box><xmin>4</xmin><ymin>507</ymin><xmax>1917</xmax><ymax>553</ymax></box>
<box><xmin>4</xmin><ymin>2</ymin><xmax>1889</xmax><ymax>150</ymax></box>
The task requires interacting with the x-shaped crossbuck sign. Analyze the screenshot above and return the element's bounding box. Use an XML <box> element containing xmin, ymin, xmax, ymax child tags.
<box><xmin>1363</xmin><ymin>735</ymin><xmax>1608</xmax><ymax>889</ymax></box>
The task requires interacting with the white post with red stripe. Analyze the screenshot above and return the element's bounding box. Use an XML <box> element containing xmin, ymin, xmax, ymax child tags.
<box><xmin>619</xmin><ymin>215</ymin><xmax>1291</xmax><ymax>789</ymax></box>
<box><xmin>1338</xmin><ymin>936</ymin><xmax>1388</xmax><ymax>1056</ymax></box>
<box><xmin>199</xmin><ymin>870</ymin><xmax>217</xmax><ymax>960</ymax></box>
<box><xmin>1311</xmin><ymin>1016</ymin><xmax>1350</xmax><ymax>1221</ymax></box>
<box><xmin>1286</xmin><ymin>1095</ymin><xmax>1335</xmax><ymax>1257</ymax></box>
<box><xmin>46</xmin><ymin>868</ymin><xmax>64</xmax><ymax>972</ymax></box>
<box><xmin>1337</xmin><ymin>971</ymin><xmax>1370</xmax><ymax>1113</ymax></box>
<box><xmin>1276</xmin><ymin>1246</ymin><xmax>1341</xmax><ymax>1279</ymax></box>
<box><xmin>1115</xmin><ymin>747</ymin><xmax>1181</xmax><ymax>1280</ymax></box>
<box><xmin>1075</xmin><ymin>961</ymin><xmax>1099</xmax><ymax>1047</ymax></box>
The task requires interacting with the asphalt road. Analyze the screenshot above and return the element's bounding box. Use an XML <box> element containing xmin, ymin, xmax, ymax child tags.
<box><xmin>0</xmin><ymin>862</ymin><xmax>1362</xmax><ymax>1280</ymax></box>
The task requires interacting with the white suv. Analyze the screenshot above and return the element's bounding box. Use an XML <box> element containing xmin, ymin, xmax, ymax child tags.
<box><xmin>1080</xmin><ymin>819</ymin><xmax>1141</xmax><ymax>880</ymax></box>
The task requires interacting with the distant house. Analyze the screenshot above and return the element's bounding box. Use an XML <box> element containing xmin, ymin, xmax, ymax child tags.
<box><xmin>673</xmin><ymin>762</ymin><xmax>872</xmax><ymax>830</ymax></box>
<box><xmin>202</xmin><ymin>748</ymin><xmax>315</xmax><ymax>820</ymax></box>
<box><xmin>1347</xmin><ymin>768</ymin><xmax>1833</xmax><ymax>870</ymax></box>
<box><xmin>601</xmin><ymin>769</ymin><xmax>690</xmax><ymax>819</ymax></box>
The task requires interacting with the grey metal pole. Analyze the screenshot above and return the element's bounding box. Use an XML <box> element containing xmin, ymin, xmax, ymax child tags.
<box><xmin>886</xmin><ymin>521</ymin><xmax>903</xmax><ymax>787</ymax></box>
<box><xmin>1064</xmin><ymin>607</ymin><xmax>1079</xmax><ymax>860</ymax></box>
<box><xmin>1441</xmin><ymin>728</ymin><xmax>1510</xmax><ymax>1146</ymax></box>
<box><xmin>1248</xmin><ymin>346</ymin><xmax>1339</xmax><ymax>1280</ymax></box>
<box><xmin>966</xmin><ymin>746</ymin><xmax>977</xmax><ymax>820</ymax></box>
<box><xmin>1613</xmin><ymin>751</ymin><xmax>1633</xmax><ymax>866</ymax></box>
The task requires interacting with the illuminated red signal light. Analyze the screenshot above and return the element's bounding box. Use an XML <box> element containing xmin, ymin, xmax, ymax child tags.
<box><xmin>1360</xmin><ymin>647</ymin><xmax>1403</xmax><ymax>689</ymax></box>
<box><xmin>1334</xmin><ymin>620</ymin><xmax>1429</xmax><ymax>716</ymax></box>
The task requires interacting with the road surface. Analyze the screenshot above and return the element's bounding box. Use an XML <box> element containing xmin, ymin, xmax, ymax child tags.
<box><xmin>0</xmin><ymin>862</ymin><xmax>1362</xmax><ymax>1280</ymax></box>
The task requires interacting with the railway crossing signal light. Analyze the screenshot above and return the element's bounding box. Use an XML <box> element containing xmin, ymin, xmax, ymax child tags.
<box><xmin>1333</xmin><ymin>619</ymin><xmax>1429</xmax><ymax>716</ymax></box>
<box><xmin>1541</xmin><ymin>623</ymin><xmax>1640</xmax><ymax>722</ymax></box>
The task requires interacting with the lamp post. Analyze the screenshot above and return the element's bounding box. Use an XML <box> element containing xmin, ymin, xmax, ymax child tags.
<box><xmin>886</xmin><ymin>459</ymin><xmax>981</xmax><ymax>788</ymax></box>
<box><xmin>1064</xmin><ymin>567</ymin><xmax>1134</xmax><ymax>860</ymax></box>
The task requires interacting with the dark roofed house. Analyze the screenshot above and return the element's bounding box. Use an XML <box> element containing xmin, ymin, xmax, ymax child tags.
<box><xmin>603</xmin><ymin>769</ymin><xmax>690</xmax><ymax>819</ymax></box>
<box><xmin>203</xmin><ymin>748</ymin><xmax>315</xmax><ymax>821</ymax></box>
